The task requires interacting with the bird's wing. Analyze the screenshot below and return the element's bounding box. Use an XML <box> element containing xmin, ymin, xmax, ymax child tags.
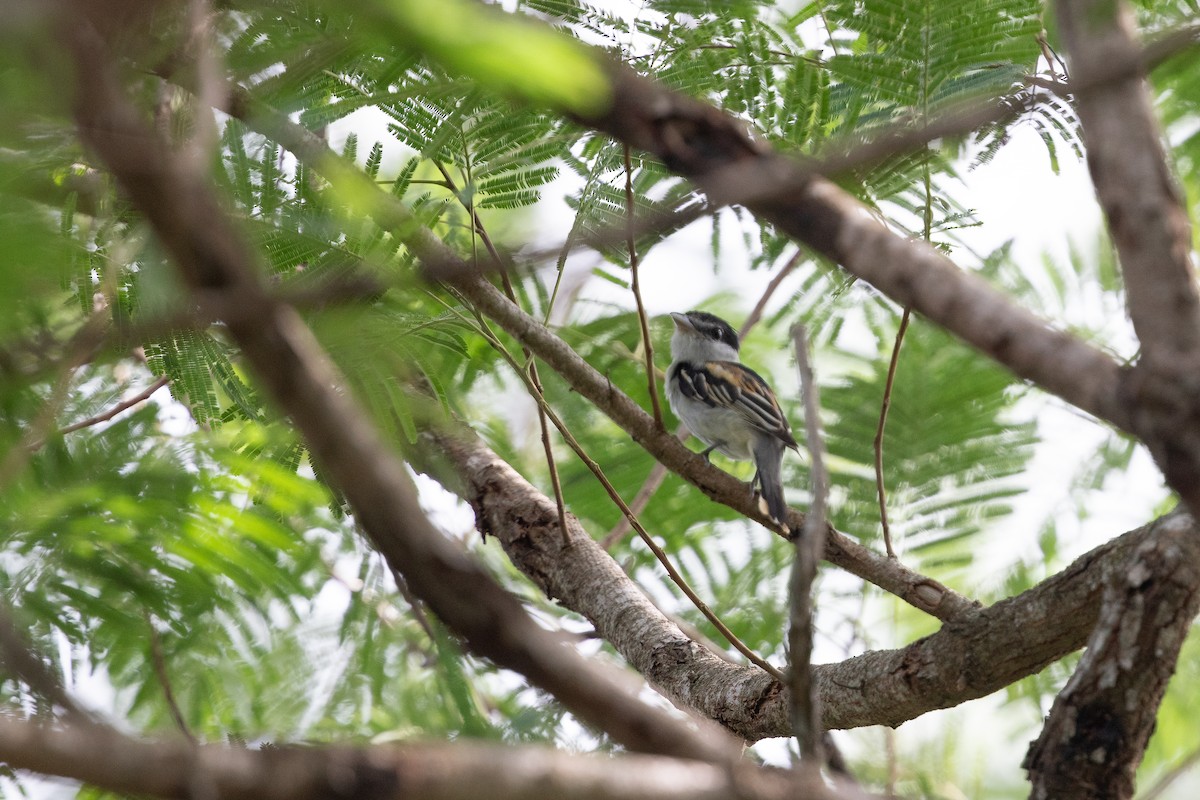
<box><xmin>674</xmin><ymin>360</ymin><xmax>798</xmax><ymax>448</ymax></box>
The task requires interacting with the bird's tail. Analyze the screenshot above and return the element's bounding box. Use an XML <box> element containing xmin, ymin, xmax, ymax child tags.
<box><xmin>753</xmin><ymin>438</ymin><xmax>789</xmax><ymax>527</ymax></box>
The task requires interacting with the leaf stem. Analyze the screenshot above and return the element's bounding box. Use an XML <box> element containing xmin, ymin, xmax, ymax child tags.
<box><xmin>624</xmin><ymin>144</ymin><xmax>665</xmax><ymax>429</ymax></box>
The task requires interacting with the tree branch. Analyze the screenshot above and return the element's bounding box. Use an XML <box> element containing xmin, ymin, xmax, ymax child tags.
<box><xmin>0</xmin><ymin>715</ymin><xmax>868</xmax><ymax>800</ymax></box>
<box><xmin>442</xmin><ymin>297</ymin><xmax>783</xmax><ymax>680</ymax></box>
<box><xmin>574</xmin><ymin>60</ymin><xmax>1135</xmax><ymax>437</ymax></box>
<box><xmin>1055</xmin><ymin>0</ymin><xmax>1200</xmax><ymax>507</ymax></box>
<box><xmin>1057</xmin><ymin>0</ymin><xmax>1200</xmax><ymax>367</ymax></box>
<box><xmin>1023</xmin><ymin>512</ymin><xmax>1200</xmax><ymax>800</ymax></box>
<box><xmin>59</xmin><ymin>374</ymin><xmax>170</xmax><ymax>435</ymax></box>
<box><xmin>527</xmin><ymin>23</ymin><xmax>1200</xmax><ymax>282</ymax></box>
<box><xmin>453</xmin><ymin>272</ymin><xmax>976</xmax><ymax>621</ymax></box>
<box><xmin>788</xmin><ymin>325</ymin><xmax>827</xmax><ymax>765</ymax></box>
<box><xmin>420</xmin><ymin>423</ymin><xmax>1197</xmax><ymax>739</ymax></box>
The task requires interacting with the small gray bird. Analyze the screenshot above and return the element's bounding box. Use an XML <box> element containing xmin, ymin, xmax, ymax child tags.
<box><xmin>666</xmin><ymin>310</ymin><xmax>798</xmax><ymax>526</ymax></box>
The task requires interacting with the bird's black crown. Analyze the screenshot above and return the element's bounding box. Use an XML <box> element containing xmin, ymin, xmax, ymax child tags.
<box><xmin>685</xmin><ymin>310</ymin><xmax>740</xmax><ymax>351</ymax></box>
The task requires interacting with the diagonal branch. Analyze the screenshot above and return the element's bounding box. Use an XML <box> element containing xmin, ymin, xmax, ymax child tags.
<box><xmin>1054</xmin><ymin>0</ymin><xmax>1200</xmax><ymax>508</ymax></box>
<box><xmin>519</xmin><ymin>22</ymin><xmax>1199</xmax><ymax>272</ymax></box>
<box><xmin>574</xmin><ymin>61</ymin><xmax>1134</xmax><ymax>437</ymax></box>
<box><xmin>1056</xmin><ymin>0</ymin><xmax>1200</xmax><ymax>369</ymax></box>
<box><xmin>63</xmin><ymin>9</ymin><xmax>735</xmax><ymax>764</ymax></box>
<box><xmin>452</xmin><ymin>272</ymin><xmax>976</xmax><ymax>620</ymax></box>
<box><xmin>0</xmin><ymin>715</ymin><xmax>875</xmax><ymax>800</ymax></box>
<box><xmin>440</xmin><ymin>295</ymin><xmax>782</xmax><ymax>679</ymax></box>
<box><xmin>59</xmin><ymin>374</ymin><xmax>171</xmax><ymax>435</ymax></box>
<box><xmin>420</xmin><ymin>421</ymin><xmax>1197</xmax><ymax>739</ymax></box>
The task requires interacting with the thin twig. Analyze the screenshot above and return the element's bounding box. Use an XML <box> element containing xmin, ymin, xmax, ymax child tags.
<box><xmin>436</xmin><ymin>160</ymin><xmax>571</xmax><ymax>545</ymax></box>
<box><xmin>144</xmin><ymin>612</ymin><xmax>195</xmax><ymax>743</ymax></box>
<box><xmin>625</xmin><ymin>145</ymin><xmax>665</xmax><ymax>429</ymax></box>
<box><xmin>600</xmin><ymin>253</ymin><xmax>801</xmax><ymax>548</ymax></box>
<box><xmin>390</xmin><ymin>567</ymin><xmax>440</xmax><ymax>647</ymax></box>
<box><xmin>741</xmin><ymin>251</ymin><xmax>803</xmax><ymax>338</ymax></box>
<box><xmin>872</xmin><ymin>146</ymin><xmax>930</xmax><ymax>559</ymax></box>
<box><xmin>874</xmin><ymin>307</ymin><xmax>911</xmax><ymax>560</ymax></box>
<box><xmin>1036</xmin><ymin>31</ymin><xmax>1062</xmax><ymax>82</ymax></box>
<box><xmin>59</xmin><ymin>374</ymin><xmax>170</xmax><ymax>435</ymax></box>
<box><xmin>787</xmin><ymin>325</ymin><xmax>827</xmax><ymax>766</ymax></box>
<box><xmin>446</xmin><ymin>295</ymin><xmax>784</xmax><ymax>682</ymax></box>
<box><xmin>873</xmin><ymin>149</ymin><xmax>932</xmax><ymax>560</ymax></box>
<box><xmin>600</xmin><ymin>459</ymin><xmax>673</xmax><ymax>549</ymax></box>
<box><xmin>530</xmin><ymin>362</ymin><xmax>571</xmax><ymax>546</ymax></box>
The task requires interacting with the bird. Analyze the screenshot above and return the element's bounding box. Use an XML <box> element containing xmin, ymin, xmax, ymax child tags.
<box><xmin>665</xmin><ymin>310</ymin><xmax>798</xmax><ymax>527</ymax></box>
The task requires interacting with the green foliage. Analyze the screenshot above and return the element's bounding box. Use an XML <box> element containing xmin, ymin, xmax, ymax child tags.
<box><xmin>1</xmin><ymin>0</ymin><xmax>1197</xmax><ymax>797</ymax></box>
<box><xmin>822</xmin><ymin>320</ymin><xmax>1037</xmax><ymax>569</ymax></box>
<box><xmin>374</xmin><ymin>0</ymin><xmax>612</xmax><ymax>114</ymax></box>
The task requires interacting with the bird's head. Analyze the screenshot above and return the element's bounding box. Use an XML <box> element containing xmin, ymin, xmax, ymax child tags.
<box><xmin>669</xmin><ymin>310</ymin><xmax>740</xmax><ymax>362</ymax></box>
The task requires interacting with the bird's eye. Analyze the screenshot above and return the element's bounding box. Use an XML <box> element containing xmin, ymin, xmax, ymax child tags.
<box><xmin>712</xmin><ymin>330</ymin><xmax>722</xmax><ymax>340</ymax></box>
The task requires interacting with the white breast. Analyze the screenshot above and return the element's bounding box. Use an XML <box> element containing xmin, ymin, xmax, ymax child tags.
<box><xmin>666</xmin><ymin>369</ymin><xmax>757</xmax><ymax>461</ymax></box>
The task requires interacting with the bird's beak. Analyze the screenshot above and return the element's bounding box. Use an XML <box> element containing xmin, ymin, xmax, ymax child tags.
<box><xmin>669</xmin><ymin>312</ymin><xmax>695</xmax><ymax>332</ymax></box>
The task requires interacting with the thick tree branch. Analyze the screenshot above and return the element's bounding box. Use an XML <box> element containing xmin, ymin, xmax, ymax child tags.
<box><xmin>520</xmin><ymin>23</ymin><xmax>1199</xmax><ymax>270</ymax></box>
<box><xmin>0</xmin><ymin>716</ymin><xmax>865</xmax><ymax>800</ymax></box>
<box><xmin>1023</xmin><ymin>512</ymin><xmax>1200</xmax><ymax>800</ymax></box>
<box><xmin>421</xmin><ymin>425</ymin><xmax>1196</xmax><ymax>739</ymax></box>
<box><xmin>1057</xmin><ymin>0</ymin><xmax>1200</xmax><ymax>367</ymax></box>
<box><xmin>63</xmin><ymin>9</ymin><xmax>735</xmax><ymax>764</ymax></box>
<box><xmin>1055</xmin><ymin>0</ymin><xmax>1200</xmax><ymax>507</ymax></box>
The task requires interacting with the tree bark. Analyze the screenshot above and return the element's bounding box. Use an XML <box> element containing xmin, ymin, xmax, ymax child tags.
<box><xmin>1055</xmin><ymin>0</ymin><xmax>1200</xmax><ymax>509</ymax></box>
<box><xmin>1024</xmin><ymin>511</ymin><xmax>1200</xmax><ymax>800</ymax></box>
<box><xmin>424</xmin><ymin>426</ymin><xmax>1197</xmax><ymax>739</ymax></box>
<box><xmin>0</xmin><ymin>716</ymin><xmax>868</xmax><ymax>800</ymax></box>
